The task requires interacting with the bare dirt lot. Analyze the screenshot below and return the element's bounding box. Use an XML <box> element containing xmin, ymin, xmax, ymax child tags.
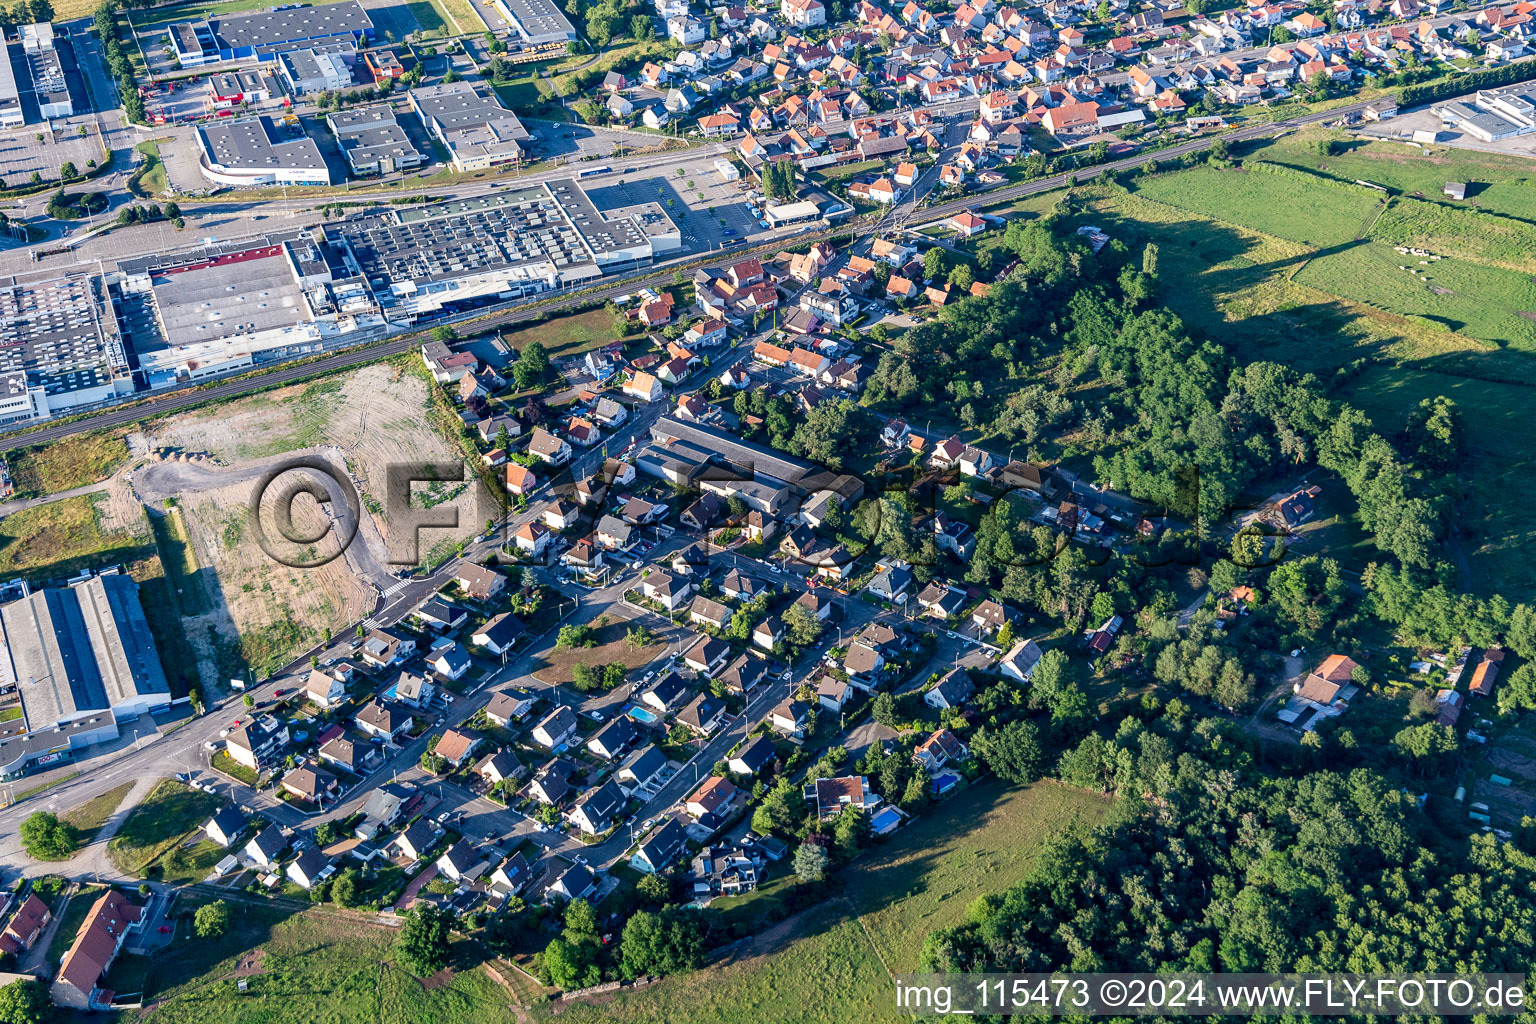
<box><xmin>177</xmin><ymin>475</ymin><xmax>375</xmax><ymax>681</ymax></box>
<box><xmin>144</xmin><ymin>361</ymin><xmax>483</xmax><ymax>561</ymax></box>
<box><xmin>528</xmin><ymin>618</ymin><xmax>675</xmax><ymax>687</ymax></box>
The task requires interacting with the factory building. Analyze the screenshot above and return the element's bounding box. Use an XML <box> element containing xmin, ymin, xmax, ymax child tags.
<box><xmin>408</xmin><ymin>80</ymin><xmax>531</xmax><ymax>172</ymax></box>
<box><xmin>0</xmin><ymin>574</ymin><xmax>171</xmax><ymax>777</ymax></box>
<box><xmin>169</xmin><ymin>0</ymin><xmax>373</xmax><ymax>66</ymax></box>
<box><xmin>0</xmin><ymin>272</ymin><xmax>132</xmax><ymax>426</ymax></box>
<box><xmin>196</xmin><ymin>115</ymin><xmax>336</xmax><ymax>186</ymax></box>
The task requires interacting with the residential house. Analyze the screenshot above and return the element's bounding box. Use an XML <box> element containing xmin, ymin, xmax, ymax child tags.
<box><xmin>436</xmin><ymin>840</ymin><xmax>487</xmax><ymax>883</ymax></box>
<box><xmin>427</xmin><ymin>642</ymin><xmax>471</xmax><ymax>681</ymax></box>
<box><xmin>643</xmin><ymin>672</ymin><xmax>692</xmax><ymax>713</ymax></box>
<box><xmin>916</xmin><ymin>582</ymin><xmax>967</xmax><ymax>619</ymax></box>
<box><xmin>531</xmin><ymin>707</ymin><xmax>579</xmax><ymax>749</ymax></box>
<box><xmin>281</xmin><ymin>765</ymin><xmax>340</xmax><ymax>806</ymax></box>
<box><xmin>1295</xmin><ymin>653</ymin><xmax>1362</xmax><ymax>707</ymax></box>
<box><xmin>632</xmin><ymin>817</ymin><xmax>690</xmax><ymax>873</ymax></box>
<box><xmin>225</xmin><ymin>716</ymin><xmax>290</xmax><ymax>771</ymax></box>
<box><xmin>685</xmin><ymin>775</ymin><xmax>739</xmax><ymax>820</ymax></box>
<box><xmin>924</xmin><ymin>668</ymin><xmax>974</xmax><ymax>710</ymax></box>
<box><xmin>914</xmin><ymin>728</ymin><xmax>969</xmax><ymax>771</ymax></box>
<box><xmin>354</xmin><ymin>700</ymin><xmax>411</xmax><ymax>742</ymax></box>
<box><xmin>484</xmin><ymin>687</ymin><xmax>537</xmax><ymax>725</ymax></box>
<box><xmin>504</xmin><ymin>463</ymin><xmax>537</xmax><ymax>497</ymax></box>
<box><xmin>394</xmin><ymin>671</ymin><xmax>436</xmax><ymax>709</ymax></box>
<box><xmin>319</xmin><ymin>736</ymin><xmax>380</xmax><ymax>774</ymax></box>
<box><xmin>805</xmin><ymin>775</ymin><xmax>878</xmax><ymax>820</ymax></box>
<box><xmin>718</xmin><ymin>655</ymin><xmax>768</xmax><ymax>695</ymax></box>
<box><xmin>473</xmin><ymin>613</ymin><xmax>526</xmax><ymax>658</ymax></box>
<box><xmin>476</xmin><ymin>747</ymin><xmax>525</xmax><ymax>787</ymax></box>
<box><xmin>677</xmin><ymin>693</ymin><xmax>728</xmax><ymax>737</ymax></box>
<box><xmin>359</xmin><ymin>628</ymin><xmax>415</xmax><ymax>669</ymax></box>
<box><xmin>999</xmin><ymin>638</ymin><xmax>1044</xmax><ymax>682</ymax></box>
<box><xmin>568</xmin><ymin>779</ymin><xmax>628</xmax><ymax>834</ymax></box>
<box><xmin>728</xmin><ymin>735</ymin><xmax>778</xmax><ymax>776</ymax></box>
<box><xmin>52</xmin><ymin>890</ymin><xmax>144</xmax><ymax>1010</ymax></box>
<box><xmin>244</xmin><ymin>827</ymin><xmax>288</xmax><ymax>868</ymax></box>
<box><xmin>769</xmin><ymin>698</ymin><xmax>812</xmax><ymax>738</ymax></box>
<box><xmin>625</xmin><ymin>372</ymin><xmax>665</xmax><ymax>403</ymax></box>
<box><xmin>1</xmin><ymin>895</ymin><xmax>50</xmax><ymax>954</ymax></box>
<box><xmin>455</xmin><ymin>563</ymin><xmax>506</xmax><ymax>601</ymax></box>
<box><xmin>842</xmin><ymin>641</ymin><xmax>885</xmax><ymax>690</ymax></box>
<box><xmin>548</xmin><ymin>862</ymin><xmax>598</xmax><ymax>901</ymax></box>
<box><xmin>617</xmin><ymin>744</ymin><xmax>669</xmax><ymax>794</ymax></box>
<box><xmin>970</xmin><ymin>599</ymin><xmax>1010</xmax><ymax>635</ymax></box>
<box><xmin>286</xmin><ymin>848</ymin><xmax>333</xmax><ymax>891</ymax></box>
<box><xmin>393</xmin><ymin>820</ymin><xmax>442</xmax><ymax>862</ymax></box>
<box><xmin>690</xmin><ymin>596</ymin><xmax>733</xmax><ymax>631</ymax></box>
<box><xmin>203</xmin><ymin>806</ymin><xmax>249</xmax><ymax>848</ymax></box>
<box><xmin>816</xmin><ymin>675</ymin><xmax>854</xmax><ymax>711</ymax></box>
<box><xmin>304</xmin><ymin>667</ymin><xmax>348</xmax><ymax>708</ymax></box>
<box><xmin>684</xmin><ymin>634</ymin><xmax>731</xmax><ymax>676</ymax></box>
<box><xmin>434</xmin><ymin>729</ymin><xmax>481</xmax><ymax>768</ymax></box>
<box><xmin>587</xmin><ymin>716</ymin><xmax>639</xmax><ymax>761</ymax></box>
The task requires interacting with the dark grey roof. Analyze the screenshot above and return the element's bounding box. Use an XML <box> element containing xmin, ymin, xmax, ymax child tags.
<box><xmin>730</xmin><ymin>735</ymin><xmax>777</xmax><ymax>772</ymax></box>
<box><xmin>636</xmin><ymin>817</ymin><xmax>688</xmax><ymax>869</ymax></box>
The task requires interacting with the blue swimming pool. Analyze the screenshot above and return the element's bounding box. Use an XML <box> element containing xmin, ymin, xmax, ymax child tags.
<box><xmin>627</xmin><ymin>705</ymin><xmax>659</xmax><ymax>724</ymax></box>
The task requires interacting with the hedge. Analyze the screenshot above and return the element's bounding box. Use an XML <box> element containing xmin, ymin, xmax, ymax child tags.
<box><xmin>1398</xmin><ymin>58</ymin><xmax>1536</xmax><ymax>108</ymax></box>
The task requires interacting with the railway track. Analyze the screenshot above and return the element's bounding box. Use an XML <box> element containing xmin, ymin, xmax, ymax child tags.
<box><xmin>1</xmin><ymin>99</ymin><xmax>1371</xmax><ymax>450</ymax></box>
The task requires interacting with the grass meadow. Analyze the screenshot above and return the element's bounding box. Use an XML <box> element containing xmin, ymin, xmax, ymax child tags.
<box><xmin>544</xmin><ymin>781</ymin><xmax>1111</xmax><ymax>1024</ymax></box>
<box><xmin>1132</xmin><ymin>165</ymin><xmax>1385</xmax><ymax>247</ymax></box>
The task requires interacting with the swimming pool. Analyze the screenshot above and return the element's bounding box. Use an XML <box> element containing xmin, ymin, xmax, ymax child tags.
<box><xmin>627</xmin><ymin>705</ymin><xmax>659</xmax><ymax>724</ymax></box>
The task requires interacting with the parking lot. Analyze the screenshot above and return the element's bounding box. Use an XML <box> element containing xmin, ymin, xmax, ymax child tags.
<box><xmin>587</xmin><ymin>169</ymin><xmax>766</xmax><ymax>256</ymax></box>
<box><xmin>0</xmin><ymin>122</ymin><xmax>109</xmax><ymax>190</ymax></box>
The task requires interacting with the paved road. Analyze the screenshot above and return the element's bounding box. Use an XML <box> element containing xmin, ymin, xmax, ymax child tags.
<box><xmin>0</xmin><ymin>93</ymin><xmax>1374</xmax><ymax>450</ymax></box>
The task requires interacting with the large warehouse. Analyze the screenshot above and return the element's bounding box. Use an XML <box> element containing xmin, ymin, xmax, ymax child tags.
<box><xmin>170</xmin><ymin>0</ymin><xmax>374</xmax><ymax>66</ymax></box>
<box><xmin>114</xmin><ymin>230</ymin><xmax>384</xmax><ymax>386</ymax></box>
<box><xmin>324</xmin><ymin>178</ymin><xmax>681</xmax><ymax>323</ymax></box>
<box><xmin>196</xmin><ymin>115</ymin><xmax>336</xmax><ymax>186</ymax></box>
<box><xmin>0</xmin><ymin>575</ymin><xmax>171</xmax><ymax>776</ymax></box>
<box><xmin>0</xmin><ymin>271</ymin><xmax>133</xmax><ymax>426</ymax></box>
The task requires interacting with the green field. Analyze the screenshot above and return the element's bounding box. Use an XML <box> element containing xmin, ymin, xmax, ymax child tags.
<box><xmin>5</xmin><ymin>431</ymin><xmax>129</xmax><ymax>498</ymax></box>
<box><xmin>1293</xmin><ymin>241</ymin><xmax>1536</xmax><ymax>350</ymax></box>
<box><xmin>1254</xmin><ymin>130</ymin><xmax>1536</xmax><ymax>223</ymax></box>
<box><xmin>1369</xmin><ymin>196</ymin><xmax>1536</xmax><ymax>274</ymax></box>
<box><xmin>1342</xmin><ymin>365</ymin><xmax>1536</xmax><ymax>599</ymax></box>
<box><xmin>502</xmin><ymin>306</ymin><xmax>624</xmax><ymax>362</ymax></box>
<box><xmin>844</xmin><ymin>780</ymin><xmax>1112</xmax><ymax>972</ymax></box>
<box><xmin>0</xmin><ymin>493</ymin><xmax>154</xmax><ymax>585</ymax></box>
<box><xmin>109</xmin><ymin>906</ymin><xmax>518</xmax><ymax>1024</ymax></box>
<box><xmin>1132</xmin><ymin>165</ymin><xmax>1385</xmax><ymax>248</ymax></box>
<box><xmin>107</xmin><ymin>779</ymin><xmax>221</xmax><ymax>877</ymax></box>
<box><xmin>546</xmin><ymin>782</ymin><xmax>1110</xmax><ymax>1024</ymax></box>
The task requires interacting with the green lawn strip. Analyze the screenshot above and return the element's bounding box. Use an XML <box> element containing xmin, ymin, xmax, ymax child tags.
<box><xmin>212</xmin><ymin>751</ymin><xmax>259</xmax><ymax>786</ymax></box>
<box><xmin>107</xmin><ymin>779</ymin><xmax>221</xmax><ymax>877</ymax></box>
<box><xmin>114</xmin><ymin>907</ymin><xmax>520</xmax><ymax>1024</ymax></box>
<box><xmin>61</xmin><ymin>782</ymin><xmax>136</xmax><ymax>846</ymax></box>
<box><xmin>540</xmin><ymin>902</ymin><xmax>895</xmax><ymax>1024</ymax></box>
<box><xmin>1253</xmin><ymin>128</ymin><xmax>1536</xmax><ymax>223</ymax></box>
<box><xmin>1293</xmin><ymin>241</ymin><xmax>1536</xmax><ymax>351</ymax></box>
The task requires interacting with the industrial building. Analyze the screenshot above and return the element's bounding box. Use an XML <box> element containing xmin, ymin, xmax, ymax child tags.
<box><xmin>491</xmin><ymin>0</ymin><xmax>578</xmax><ymax>44</ymax></box>
<box><xmin>169</xmin><ymin>0</ymin><xmax>374</xmax><ymax>66</ymax></box>
<box><xmin>113</xmin><ymin>230</ymin><xmax>384</xmax><ymax>386</ymax></box>
<box><xmin>327</xmin><ymin>104</ymin><xmax>425</xmax><ymax>175</ymax></box>
<box><xmin>408</xmin><ymin>80</ymin><xmax>531</xmax><ymax>171</ymax></box>
<box><xmin>0</xmin><ymin>21</ymin><xmax>74</xmax><ymax>127</ymax></box>
<box><xmin>196</xmin><ymin>115</ymin><xmax>336</xmax><ymax>186</ymax></box>
<box><xmin>0</xmin><ymin>574</ymin><xmax>171</xmax><ymax>777</ymax></box>
<box><xmin>276</xmin><ymin>44</ymin><xmax>355</xmax><ymax>94</ymax></box>
<box><xmin>1435</xmin><ymin>86</ymin><xmax>1536</xmax><ymax>142</ymax></box>
<box><xmin>643</xmin><ymin>417</ymin><xmax>864</xmax><ymax>502</ymax></box>
<box><xmin>0</xmin><ymin>272</ymin><xmax>132</xmax><ymax>426</ymax></box>
<box><xmin>324</xmin><ymin>178</ymin><xmax>680</xmax><ymax>323</ymax></box>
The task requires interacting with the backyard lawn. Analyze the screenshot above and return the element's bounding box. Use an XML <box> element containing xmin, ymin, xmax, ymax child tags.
<box><xmin>106</xmin><ymin>906</ymin><xmax>519</xmax><ymax>1024</ymax></box>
